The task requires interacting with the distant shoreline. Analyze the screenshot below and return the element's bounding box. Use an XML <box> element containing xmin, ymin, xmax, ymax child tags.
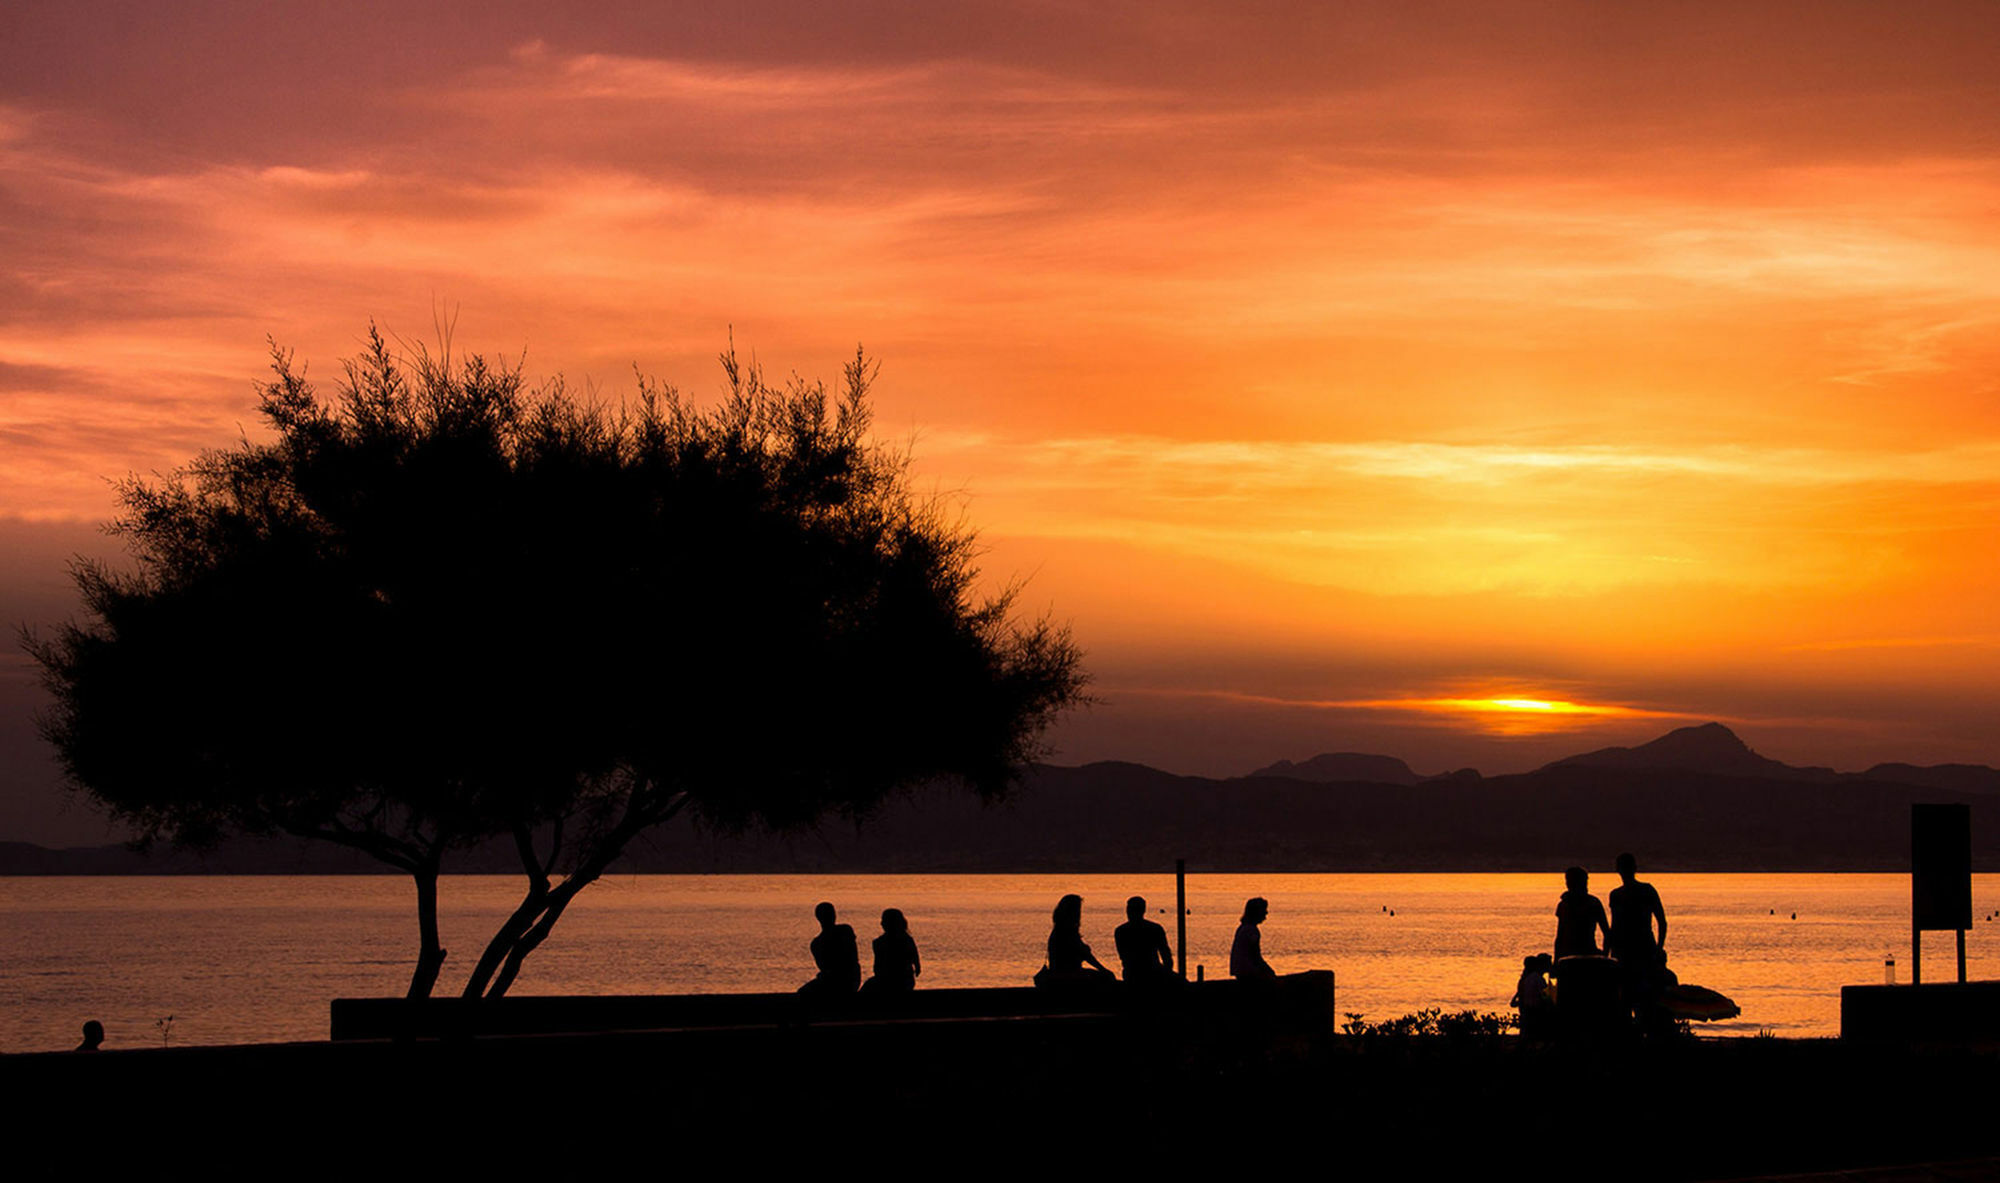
<box><xmin>13</xmin><ymin>747</ymin><xmax>1999</xmax><ymax>876</ymax></box>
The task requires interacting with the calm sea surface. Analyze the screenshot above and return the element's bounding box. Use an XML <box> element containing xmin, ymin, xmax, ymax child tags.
<box><xmin>5</xmin><ymin>872</ymin><xmax>1996</xmax><ymax>1052</ymax></box>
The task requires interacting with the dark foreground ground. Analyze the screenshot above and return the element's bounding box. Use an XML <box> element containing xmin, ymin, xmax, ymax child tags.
<box><xmin>8</xmin><ymin>1018</ymin><xmax>2000</xmax><ymax>1179</ymax></box>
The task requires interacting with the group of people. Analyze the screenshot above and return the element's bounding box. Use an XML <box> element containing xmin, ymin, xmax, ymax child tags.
<box><xmin>67</xmin><ymin>868</ymin><xmax>1667</xmax><ymax>1052</ymax></box>
<box><xmin>1034</xmin><ymin>892</ymin><xmax>1279</xmax><ymax>988</ymax></box>
<box><xmin>803</xmin><ymin>859</ymin><xmax>1671</xmax><ymax>1018</ymax></box>
<box><xmin>802</xmin><ymin>893</ymin><xmax>1282</xmax><ymax>996</ymax></box>
<box><xmin>1514</xmin><ymin>853</ymin><xmax>1673</xmax><ymax>1034</ymax></box>
<box><xmin>797</xmin><ymin>901</ymin><xmax>921</xmax><ymax>997</ymax></box>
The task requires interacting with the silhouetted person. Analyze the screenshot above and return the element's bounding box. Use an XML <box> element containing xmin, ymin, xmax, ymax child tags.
<box><xmin>1512</xmin><ymin>954</ymin><xmax>1555</xmax><ymax>1039</ymax></box>
<box><xmin>1553</xmin><ymin>866</ymin><xmax>1610</xmax><ymax>960</ymax></box>
<box><xmin>1512</xmin><ymin>952</ymin><xmax>1554</xmax><ymax>1007</ymax></box>
<box><xmin>1608</xmin><ymin>852</ymin><xmax>1668</xmax><ymax>968</ymax></box>
<box><xmin>74</xmin><ymin>1020</ymin><xmax>104</xmax><ymax>1052</ymax></box>
<box><xmin>1610</xmin><ymin>852</ymin><xmax>1673</xmax><ymax>1028</ymax></box>
<box><xmin>1230</xmin><ymin>897</ymin><xmax>1275</xmax><ymax>980</ymax></box>
<box><xmin>1114</xmin><ymin>895</ymin><xmax>1175</xmax><ymax>983</ymax></box>
<box><xmin>1036</xmin><ymin>893</ymin><xmax>1114</xmax><ymax>987</ymax></box>
<box><xmin>862</xmin><ymin>907</ymin><xmax>920</xmax><ymax>993</ymax></box>
<box><xmin>799</xmin><ymin>901</ymin><xmax>860</xmax><ymax>997</ymax></box>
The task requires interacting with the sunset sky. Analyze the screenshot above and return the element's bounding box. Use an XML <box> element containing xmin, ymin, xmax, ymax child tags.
<box><xmin>5</xmin><ymin>2</ymin><xmax>1999</xmax><ymax>843</ymax></box>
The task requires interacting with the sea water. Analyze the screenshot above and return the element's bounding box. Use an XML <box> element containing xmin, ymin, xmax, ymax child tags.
<box><xmin>4</xmin><ymin>872</ymin><xmax>1994</xmax><ymax>1052</ymax></box>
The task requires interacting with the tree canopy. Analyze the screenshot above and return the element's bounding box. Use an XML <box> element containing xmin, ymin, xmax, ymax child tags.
<box><xmin>27</xmin><ymin>327</ymin><xmax>1087</xmax><ymax>998</ymax></box>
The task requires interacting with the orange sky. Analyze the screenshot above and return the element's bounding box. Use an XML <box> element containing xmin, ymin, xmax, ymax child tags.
<box><xmin>4</xmin><ymin>2</ymin><xmax>2000</xmax><ymax>841</ymax></box>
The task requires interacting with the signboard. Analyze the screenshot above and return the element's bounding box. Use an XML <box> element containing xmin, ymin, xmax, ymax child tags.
<box><xmin>1912</xmin><ymin>803</ymin><xmax>1972</xmax><ymax>932</ymax></box>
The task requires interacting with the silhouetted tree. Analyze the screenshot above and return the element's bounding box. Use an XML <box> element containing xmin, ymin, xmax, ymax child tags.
<box><xmin>26</xmin><ymin>327</ymin><xmax>1087</xmax><ymax>1000</ymax></box>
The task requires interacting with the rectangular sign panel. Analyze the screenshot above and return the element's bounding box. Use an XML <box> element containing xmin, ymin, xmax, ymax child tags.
<box><xmin>1912</xmin><ymin>803</ymin><xmax>1972</xmax><ymax>932</ymax></box>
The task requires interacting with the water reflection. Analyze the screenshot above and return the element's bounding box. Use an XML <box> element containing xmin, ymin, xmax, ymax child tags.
<box><xmin>2</xmin><ymin>873</ymin><xmax>1993</xmax><ymax>1050</ymax></box>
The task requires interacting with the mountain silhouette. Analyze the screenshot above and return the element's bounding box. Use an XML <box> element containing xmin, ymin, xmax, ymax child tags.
<box><xmin>1248</xmin><ymin>752</ymin><xmax>1424</xmax><ymax>785</ymax></box>
<box><xmin>1538</xmin><ymin>722</ymin><xmax>1838</xmax><ymax>781</ymax></box>
<box><xmin>12</xmin><ymin>721</ymin><xmax>2000</xmax><ymax>873</ymax></box>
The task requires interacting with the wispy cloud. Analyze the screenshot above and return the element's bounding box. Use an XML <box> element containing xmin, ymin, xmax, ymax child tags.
<box><xmin>957</xmin><ymin>435</ymin><xmax>2000</xmax><ymax>487</ymax></box>
<box><xmin>912</xmin><ymin>430</ymin><xmax>2000</xmax><ymax>599</ymax></box>
<box><xmin>4</xmin><ymin>12</ymin><xmax>2000</xmax><ymax>776</ymax></box>
<box><xmin>1780</xmin><ymin>634</ymin><xmax>2000</xmax><ymax>654</ymax></box>
<box><xmin>1108</xmin><ymin>683</ymin><xmax>1701</xmax><ymax>736</ymax></box>
<box><xmin>497</xmin><ymin>41</ymin><xmax>1166</xmax><ymax>111</ymax></box>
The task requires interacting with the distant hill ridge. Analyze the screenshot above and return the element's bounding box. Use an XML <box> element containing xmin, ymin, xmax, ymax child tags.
<box><xmin>1256</xmin><ymin>721</ymin><xmax>1992</xmax><ymax>788</ymax></box>
<box><xmin>1537</xmin><ymin>722</ymin><xmax>1837</xmax><ymax>781</ymax></box>
<box><xmin>9</xmin><ymin>721</ymin><xmax>2000</xmax><ymax>873</ymax></box>
<box><xmin>1249</xmin><ymin>752</ymin><xmax>1424</xmax><ymax>785</ymax></box>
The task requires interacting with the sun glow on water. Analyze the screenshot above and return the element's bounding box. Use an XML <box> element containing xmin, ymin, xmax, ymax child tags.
<box><xmin>7</xmin><ymin>873</ymin><xmax>1996</xmax><ymax>1046</ymax></box>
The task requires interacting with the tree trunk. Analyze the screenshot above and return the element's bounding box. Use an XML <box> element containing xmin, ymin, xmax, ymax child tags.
<box><xmin>406</xmin><ymin>863</ymin><xmax>447</xmax><ymax>1001</ymax></box>
<box><xmin>487</xmin><ymin>870</ymin><xmax>598</xmax><ymax>997</ymax></box>
<box><xmin>461</xmin><ymin>896</ymin><xmax>543</xmax><ymax>999</ymax></box>
<box><xmin>469</xmin><ymin>788</ymin><xmax>690</xmax><ymax>999</ymax></box>
<box><xmin>461</xmin><ymin>827</ymin><xmax>551</xmax><ymax>999</ymax></box>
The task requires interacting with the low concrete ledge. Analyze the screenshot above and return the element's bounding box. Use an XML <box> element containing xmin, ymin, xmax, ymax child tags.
<box><xmin>331</xmin><ymin>969</ymin><xmax>1334</xmax><ymax>1041</ymax></box>
<box><xmin>1842</xmin><ymin>980</ymin><xmax>2000</xmax><ymax>1041</ymax></box>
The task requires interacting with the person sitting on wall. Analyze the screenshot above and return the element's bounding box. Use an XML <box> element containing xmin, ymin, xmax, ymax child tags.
<box><xmin>1230</xmin><ymin>897</ymin><xmax>1277</xmax><ymax>980</ymax></box>
<box><xmin>799</xmin><ymin>901</ymin><xmax>861</xmax><ymax>997</ymax></box>
<box><xmin>862</xmin><ymin>907</ymin><xmax>921</xmax><ymax>993</ymax></box>
<box><xmin>1035</xmin><ymin>893</ymin><xmax>1116</xmax><ymax>988</ymax></box>
<box><xmin>74</xmin><ymin>1020</ymin><xmax>104</xmax><ymax>1052</ymax></box>
<box><xmin>1114</xmin><ymin>895</ymin><xmax>1177</xmax><ymax>985</ymax></box>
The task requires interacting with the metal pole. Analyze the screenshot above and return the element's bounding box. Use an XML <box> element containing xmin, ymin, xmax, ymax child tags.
<box><xmin>1912</xmin><ymin>923</ymin><xmax>1921</xmax><ymax>986</ymax></box>
<box><xmin>1176</xmin><ymin>858</ymin><xmax>1188</xmax><ymax>979</ymax></box>
<box><xmin>1959</xmin><ymin>928</ymin><xmax>1968</xmax><ymax>984</ymax></box>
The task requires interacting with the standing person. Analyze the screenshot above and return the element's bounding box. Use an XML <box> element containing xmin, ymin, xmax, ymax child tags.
<box><xmin>1230</xmin><ymin>897</ymin><xmax>1275</xmax><ymax>980</ymax></box>
<box><xmin>863</xmin><ymin>908</ymin><xmax>921</xmax><ymax>993</ymax></box>
<box><xmin>1114</xmin><ymin>895</ymin><xmax>1175</xmax><ymax>983</ymax></box>
<box><xmin>1037</xmin><ymin>893</ymin><xmax>1115</xmax><ymax>986</ymax></box>
<box><xmin>1553</xmin><ymin>866</ymin><xmax>1611</xmax><ymax>960</ymax></box>
<box><xmin>799</xmin><ymin>901</ymin><xmax>861</xmax><ymax>997</ymax></box>
<box><xmin>1608</xmin><ymin>852</ymin><xmax>1668</xmax><ymax>967</ymax></box>
<box><xmin>1609</xmin><ymin>852</ymin><xmax>1672</xmax><ymax>1021</ymax></box>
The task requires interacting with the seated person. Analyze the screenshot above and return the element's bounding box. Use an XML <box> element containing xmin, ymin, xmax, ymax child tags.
<box><xmin>798</xmin><ymin>901</ymin><xmax>860</xmax><ymax>997</ymax></box>
<box><xmin>1511</xmin><ymin>953</ymin><xmax>1555</xmax><ymax>1038</ymax></box>
<box><xmin>1114</xmin><ymin>895</ymin><xmax>1176</xmax><ymax>983</ymax></box>
<box><xmin>862</xmin><ymin>908</ymin><xmax>920</xmax><ymax>993</ymax></box>
<box><xmin>1037</xmin><ymin>893</ymin><xmax>1115</xmax><ymax>987</ymax></box>
<box><xmin>1230</xmin><ymin>897</ymin><xmax>1276</xmax><ymax>980</ymax></box>
<box><xmin>74</xmin><ymin>1020</ymin><xmax>104</xmax><ymax>1052</ymax></box>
